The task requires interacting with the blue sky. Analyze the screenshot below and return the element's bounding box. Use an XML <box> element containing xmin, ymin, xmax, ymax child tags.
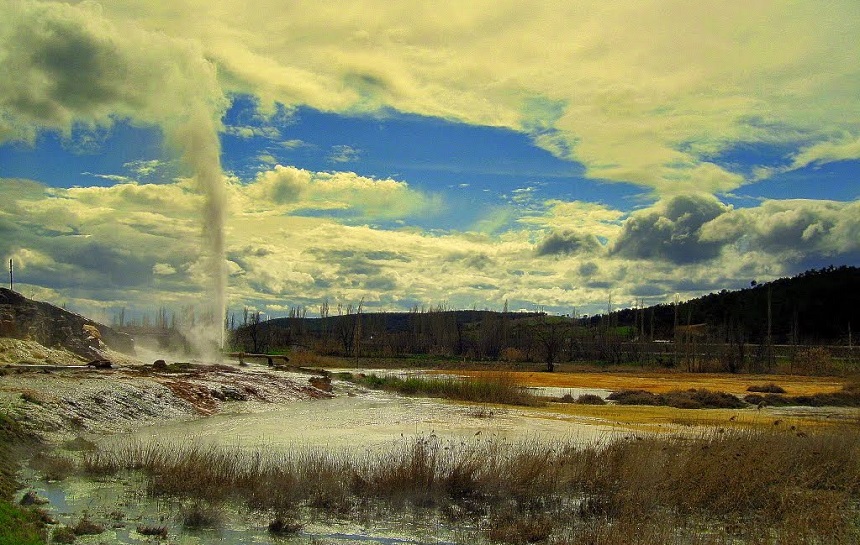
<box><xmin>1</xmin><ymin>1</ymin><xmax>858</xmax><ymax>331</ymax></box>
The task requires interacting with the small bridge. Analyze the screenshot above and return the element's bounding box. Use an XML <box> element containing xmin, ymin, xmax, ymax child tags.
<box><xmin>228</xmin><ymin>352</ymin><xmax>290</xmax><ymax>367</ymax></box>
<box><xmin>226</xmin><ymin>352</ymin><xmax>328</xmax><ymax>376</ymax></box>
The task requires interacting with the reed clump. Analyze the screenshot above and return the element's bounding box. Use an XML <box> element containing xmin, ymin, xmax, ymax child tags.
<box><xmin>82</xmin><ymin>427</ymin><xmax>860</xmax><ymax>543</ymax></box>
<box><xmin>345</xmin><ymin>373</ymin><xmax>543</xmax><ymax>406</ymax></box>
<box><xmin>747</xmin><ymin>383</ymin><xmax>787</xmax><ymax>394</ymax></box>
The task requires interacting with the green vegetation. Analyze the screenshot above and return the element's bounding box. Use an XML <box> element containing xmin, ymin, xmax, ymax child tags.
<box><xmin>0</xmin><ymin>501</ymin><xmax>44</xmax><ymax>545</ymax></box>
<box><xmin>0</xmin><ymin>410</ymin><xmax>45</xmax><ymax>545</ymax></box>
<box><xmin>343</xmin><ymin>372</ymin><xmax>543</xmax><ymax>406</ymax></box>
<box><xmin>82</xmin><ymin>427</ymin><xmax>860</xmax><ymax>544</ymax></box>
<box><xmin>607</xmin><ymin>388</ymin><xmax>747</xmax><ymax>409</ymax></box>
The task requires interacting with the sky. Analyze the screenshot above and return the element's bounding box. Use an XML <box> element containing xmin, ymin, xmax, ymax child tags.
<box><xmin>1</xmin><ymin>0</ymin><xmax>859</xmax><ymax>325</ymax></box>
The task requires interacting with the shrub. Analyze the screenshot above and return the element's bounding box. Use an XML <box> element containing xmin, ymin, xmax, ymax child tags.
<box><xmin>268</xmin><ymin>517</ymin><xmax>303</xmax><ymax>535</ymax></box>
<box><xmin>608</xmin><ymin>389</ymin><xmax>744</xmax><ymax>409</ymax></box>
<box><xmin>136</xmin><ymin>525</ymin><xmax>168</xmax><ymax>539</ymax></box>
<box><xmin>747</xmin><ymin>383</ymin><xmax>786</xmax><ymax>394</ymax></box>
<box><xmin>607</xmin><ymin>389</ymin><xmax>660</xmax><ymax>405</ymax></box>
<box><xmin>744</xmin><ymin>384</ymin><xmax>860</xmax><ymax>408</ymax></box>
<box><xmin>575</xmin><ymin>394</ymin><xmax>606</xmax><ymax>405</ymax></box>
<box><xmin>72</xmin><ymin>516</ymin><xmax>103</xmax><ymax>536</ymax></box>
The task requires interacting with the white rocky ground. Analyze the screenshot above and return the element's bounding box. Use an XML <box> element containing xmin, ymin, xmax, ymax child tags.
<box><xmin>0</xmin><ymin>338</ymin><xmax>332</xmax><ymax>442</ymax></box>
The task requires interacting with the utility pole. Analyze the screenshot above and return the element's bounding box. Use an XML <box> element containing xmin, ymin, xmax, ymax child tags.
<box><xmin>8</xmin><ymin>259</ymin><xmax>12</xmax><ymax>291</ymax></box>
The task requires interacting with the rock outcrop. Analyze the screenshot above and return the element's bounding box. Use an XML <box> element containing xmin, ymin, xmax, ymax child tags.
<box><xmin>0</xmin><ymin>288</ymin><xmax>134</xmax><ymax>360</ymax></box>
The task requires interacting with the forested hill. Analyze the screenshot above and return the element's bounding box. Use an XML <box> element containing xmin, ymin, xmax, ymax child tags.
<box><xmin>613</xmin><ymin>266</ymin><xmax>860</xmax><ymax>344</ymax></box>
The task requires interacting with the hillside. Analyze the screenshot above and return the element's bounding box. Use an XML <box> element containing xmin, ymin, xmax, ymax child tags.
<box><xmin>0</xmin><ymin>288</ymin><xmax>134</xmax><ymax>361</ymax></box>
<box><xmin>612</xmin><ymin>266</ymin><xmax>860</xmax><ymax>344</ymax></box>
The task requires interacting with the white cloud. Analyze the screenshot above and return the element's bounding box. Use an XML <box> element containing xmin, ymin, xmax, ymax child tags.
<box><xmin>77</xmin><ymin>0</ymin><xmax>860</xmax><ymax>194</ymax></box>
<box><xmin>327</xmin><ymin>145</ymin><xmax>360</xmax><ymax>164</ymax></box>
<box><xmin>240</xmin><ymin>164</ymin><xmax>442</xmax><ymax>220</ymax></box>
<box><xmin>152</xmin><ymin>263</ymin><xmax>177</xmax><ymax>275</ymax></box>
<box><xmin>2</xmin><ymin>1</ymin><xmax>858</xmax><ymax>318</ymax></box>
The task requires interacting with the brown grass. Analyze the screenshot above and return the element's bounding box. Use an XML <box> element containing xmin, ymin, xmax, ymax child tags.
<box><xmin>82</xmin><ymin>426</ymin><xmax>860</xmax><ymax>543</ymax></box>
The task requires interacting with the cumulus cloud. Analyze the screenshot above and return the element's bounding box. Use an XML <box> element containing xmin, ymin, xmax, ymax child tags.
<box><xmin>612</xmin><ymin>195</ymin><xmax>729</xmax><ymax>264</ymax></box>
<box><xmin>3</xmin><ymin>1</ymin><xmax>858</xmax><ymax>318</ymax></box>
<box><xmin>700</xmin><ymin>199</ymin><xmax>860</xmax><ymax>258</ymax></box>
<box><xmin>0</xmin><ymin>0</ymin><xmax>225</xmax><ymax>143</ymax></box>
<box><xmin>242</xmin><ymin>164</ymin><xmax>441</xmax><ymax>220</ymax></box>
<box><xmin>536</xmin><ymin>231</ymin><xmax>601</xmax><ymax>257</ymax></box>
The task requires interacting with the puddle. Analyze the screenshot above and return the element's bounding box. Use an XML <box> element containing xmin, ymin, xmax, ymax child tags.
<box><xmin>27</xmin><ymin>474</ymin><xmax>476</xmax><ymax>545</ymax></box>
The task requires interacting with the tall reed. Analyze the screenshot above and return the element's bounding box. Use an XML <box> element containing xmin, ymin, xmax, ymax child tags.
<box><xmin>82</xmin><ymin>426</ymin><xmax>860</xmax><ymax>543</ymax></box>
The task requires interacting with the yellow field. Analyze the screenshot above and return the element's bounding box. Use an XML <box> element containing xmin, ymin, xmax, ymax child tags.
<box><xmin>448</xmin><ymin>368</ymin><xmax>846</xmax><ymax>396</ymax></box>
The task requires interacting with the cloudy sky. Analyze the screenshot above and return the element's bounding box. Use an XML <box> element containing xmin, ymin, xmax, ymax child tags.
<box><xmin>1</xmin><ymin>0</ymin><xmax>858</xmax><ymax>323</ymax></box>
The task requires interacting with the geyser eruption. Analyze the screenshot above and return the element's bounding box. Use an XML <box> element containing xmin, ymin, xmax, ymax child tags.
<box><xmin>177</xmin><ymin>107</ymin><xmax>228</xmax><ymax>359</ymax></box>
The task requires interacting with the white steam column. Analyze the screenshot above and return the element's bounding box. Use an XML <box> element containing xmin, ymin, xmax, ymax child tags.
<box><xmin>177</xmin><ymin>107</ymin><xmax>227</xmax><ymax>357</ymax></box>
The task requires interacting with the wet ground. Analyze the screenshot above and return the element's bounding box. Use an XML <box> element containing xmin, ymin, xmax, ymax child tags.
<box><xmin>13</xmin><ymin>363</ymin><xmax>858</xmax><ymax>544</ymax></box>
<box><xmin>104</xmin><ymin>374</ymin><xmax>618</xmax><ymax>454</ymax></box>
<box><xmin>25</xmin><ymin>375</ymin><xmax>619</xmax><ymax>544</ymax></box>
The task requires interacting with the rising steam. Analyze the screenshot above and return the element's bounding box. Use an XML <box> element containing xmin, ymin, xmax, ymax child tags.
<box><xmin>176</xmin><ymin>107</ymin><xmax>228</xmax><ymax>359</ymax></box>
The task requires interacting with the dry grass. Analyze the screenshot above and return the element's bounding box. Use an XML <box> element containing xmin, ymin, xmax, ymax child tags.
<box><xmin>81</xmin><ymin>426</ymin><xmax>860</xmax><ymax>544</ymax></box>
<box><xmin>451</xmin><ymin>369</ymin><xmax>846</xmax><ymax>397</ymax></box>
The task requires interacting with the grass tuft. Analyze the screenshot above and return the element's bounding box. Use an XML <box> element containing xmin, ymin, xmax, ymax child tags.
<box><xmin>136</xmin><ymin>525</ymin><xmax>168</xmax><ymax>539</ymax></box>
<box><xmin>179</xmin><ymin>501</ymin><xmax>222</xmax><ymax>530</ymax></box>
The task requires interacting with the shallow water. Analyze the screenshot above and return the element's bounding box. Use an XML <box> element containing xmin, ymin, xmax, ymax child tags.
<box><xmin>102</xmin><ymin>378</ymin><xmax>618</xmax><ymax>454</ymax></box>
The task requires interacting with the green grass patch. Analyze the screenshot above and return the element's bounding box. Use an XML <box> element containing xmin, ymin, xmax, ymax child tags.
<box><xmin>0</xmin><ymin>500</ymin><xmax>45</xmax><ymax>545</ymax></box>
<box><xmin>343</xmin><ymin>373</ymin><xmax>542</xmax><ymax>406</ymax></box>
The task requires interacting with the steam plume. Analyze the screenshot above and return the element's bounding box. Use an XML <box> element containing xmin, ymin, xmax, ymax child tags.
<box><xmin>176</xmin><ymin>107</ymin><xmax>227</xmax><ymax>358</ymax></box>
